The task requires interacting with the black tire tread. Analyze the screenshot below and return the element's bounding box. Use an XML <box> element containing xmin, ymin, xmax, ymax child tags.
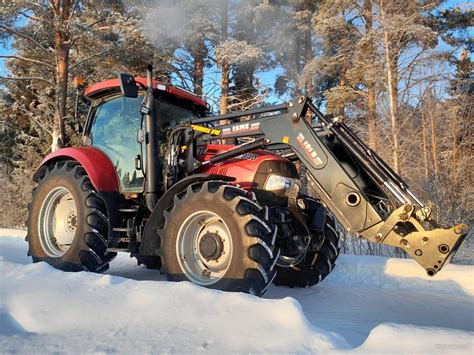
<box><xmin>26</xmin><ymin>160</ymin><xmax>116</xmax><ymax>273</ymax></box>
<box><xmin>273</xmin><ymin>214</ymin><xmax>341</xmax><ymax>288</ymax></box>
<box><xmin>158</xmin><ymin>181</ymin><xmax>277</xmax><ymax>296</ymax></box>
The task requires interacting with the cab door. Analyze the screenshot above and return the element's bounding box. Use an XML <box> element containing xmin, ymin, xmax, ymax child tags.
<box><xmin>87</xmin><ymin>95</ymin><xmax>144</xmax><ymax>193</ymax></box>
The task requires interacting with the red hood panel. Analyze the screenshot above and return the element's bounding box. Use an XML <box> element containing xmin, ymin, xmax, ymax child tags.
<box><xmin>197</xmin><ymin>144</ymin><xmax>289</xmax><ymax>189</ymax></box>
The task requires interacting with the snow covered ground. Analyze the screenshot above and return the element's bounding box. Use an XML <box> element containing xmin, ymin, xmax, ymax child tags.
<box><xmin>1</xmin><ymin>228</ymin><xmax>473</xmax><ymax>353</ymax></box>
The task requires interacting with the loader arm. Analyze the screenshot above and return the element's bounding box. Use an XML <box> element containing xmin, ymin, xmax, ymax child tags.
<box><xmin>192</xmin><ymin>97</ymin><xmax>468</xmax><ymax>276</ymax></box>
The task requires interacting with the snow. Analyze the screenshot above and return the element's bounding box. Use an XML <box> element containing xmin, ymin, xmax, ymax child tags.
<box><xmin>1</xmin><ymin>229</ymin><xmax>473</xmax><ymax>353</ymax></box>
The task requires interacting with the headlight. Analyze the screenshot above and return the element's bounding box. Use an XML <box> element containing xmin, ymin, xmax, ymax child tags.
<box><xmin>264</xmin><ymin>174</ymin><xmax>298</xmax><ymax>191</ymax></box>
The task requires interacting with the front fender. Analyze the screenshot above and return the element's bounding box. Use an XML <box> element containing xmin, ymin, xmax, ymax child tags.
<box><xmin>34</xmin><ymin>146</ymin><xmax>119</xmax><ymax>192</ymax></box>
<box><xmin>139</xmin><ymin>174</ymin><xmax>234</xmax><ymax>256</ymax></box>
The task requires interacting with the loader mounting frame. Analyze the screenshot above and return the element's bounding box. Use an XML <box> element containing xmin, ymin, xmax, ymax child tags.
<box><xmin>190</xmin><ymin>97</ymin><xmax>468</xmax><ymax>276</ymax></box>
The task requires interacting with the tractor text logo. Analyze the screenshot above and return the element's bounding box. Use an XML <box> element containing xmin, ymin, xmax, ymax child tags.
<box><xmin>222</xmin><ymin>122</ymin><xmax>260</xmax><ymax>136</ymax></box>
<box><xmin>296</xmin><ymin>133</ymin><xmax>324</xmax><ymax>167</ymax></box>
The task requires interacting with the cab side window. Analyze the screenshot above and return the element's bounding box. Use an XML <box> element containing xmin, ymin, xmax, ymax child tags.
<box><xmin>90</xmin><ymin>95</ymin><xmax>144</xmax><ymax>192</ymax></box>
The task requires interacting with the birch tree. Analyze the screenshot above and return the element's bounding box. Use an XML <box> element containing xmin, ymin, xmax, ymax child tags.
<box><xmin>376</xmin><ymin>0</ymin><xmax>438</xmax><ymax>173</ymax></box>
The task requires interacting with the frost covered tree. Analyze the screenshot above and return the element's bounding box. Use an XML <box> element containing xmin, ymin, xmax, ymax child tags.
<box><xmin>0</xmin><ymin>1</ymin><xmax>166</xmax><ymax>152</ymax></box>
<box><xmin>375</xmin><ymin>0</ymin><xmax>439</xmax><ymax>173</ymax></box>
<box><xmin>213</xmin><ymin>0</ymin><xmax>264</xmax><ymax>114</ymax></box>
<box><xmin>309</xmin><ymin>0</ymin><xmax>383</xmax><ymax>149</ymax></box>
<box><xmin>264</xmin><ymin>0</ymin><xmax>318</xmax><ymax>98</ymax></box>
<box><xmin>0</xmin><ymin>1</ymin><xmax>171</xmax><ymax>226</ymax></box>
<box><xmin>309</xmin><ymin>0</ymin><xmax>440</xmax><ymax>173</ymax></box>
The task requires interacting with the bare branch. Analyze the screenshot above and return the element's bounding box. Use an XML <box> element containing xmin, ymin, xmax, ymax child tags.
<box><xmin>0</xmin><ymin>55</ymin><xmax>54</xmax><ymax>69</ymax></box>
<box><xmin>69</xmin><ymin>49</ymin><xmax>114</xmax><ymax>71</ymax></box>
<box><xmin>16</xmin><ymin>10</ymin><xmax>53</xmax><ymax>26</ymax></box>
<box><xmin>16</xmin><ymin>104</ymin><xmax>54</xmax><ymax>137</ymax></box>
<box><xmin>85</xmin><ymin>18</ymin><xmax>107</xmax><ymax>29</ymax></box>
<box><xmin>68</xmin><ymin>0</ymin><xmax>81</xmax><ymax>24</ymax></box>
<box><xmin>0</xmin><ymin>76</ymin><xmax>53</xmax><ymax>85</ymax></box>
<box><xmin>0</xmin><ymin>25</ymin><xmax>51</xmax><ymax>53</ymax></box>
<box><xmin>49</xmin><ymin>0</ymin><xmax>60</xmax><ymax>16</ymax></box>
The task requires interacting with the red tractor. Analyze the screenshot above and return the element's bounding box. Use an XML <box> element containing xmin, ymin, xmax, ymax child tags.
<box><xmin>26</xmin><ymin>66</ymin><xmax>468</xmax><ymax>296</ymax></box>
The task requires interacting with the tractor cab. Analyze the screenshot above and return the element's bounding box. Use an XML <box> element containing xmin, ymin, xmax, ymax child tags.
<box><xmin>82</xmin><ymin>77</ymin><xmax>208</xmax><ymax>193</ymax></box>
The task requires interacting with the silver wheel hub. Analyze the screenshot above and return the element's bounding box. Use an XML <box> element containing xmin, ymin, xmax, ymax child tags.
<box><xmin>176</xmin><ymin>211</ymin><xmax>233</xmax><ymax>286</ymax></box>
<box><xmin>38</xmin><ymin>186</ymin><xmax>77</xmax><ymax>257</ymax></box>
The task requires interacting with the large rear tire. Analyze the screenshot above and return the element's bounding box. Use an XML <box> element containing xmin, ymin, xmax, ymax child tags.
<box><xmin>26</xmin><ymin>161</ymin><xmax>116</xmax><ymax>272</ymax></box>
<box><xmin>158</xmin><ymin>181</ymin><xmax>278</xmax><ymax>296</ymax></box>
<box><xmin>273</xmin><ymin>215</ymin><xmax>341</xmax><ymax>288</ymax></box>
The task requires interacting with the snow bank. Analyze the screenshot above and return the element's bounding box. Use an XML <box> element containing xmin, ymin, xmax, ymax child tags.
<box><xmin>353</xmin><ymin>323</ymin><xmax>473</xmax><ymax>354</ymax></box>
<box><xmin>1</xmin><ymin>229</ymin><xmax>472</xmax><ymax>353</ymax></box>
<box><xmin>0</xmin><ymin>258</ymin><xmax>347</xmax><ymax>353</ymax></box>
<box><xmin>0</xmin><ymin>228</ymin><xmax>26</xmax><ymax>238</ymax></box>
<box><xmin>332</xmin><ymin>254</ymin><xmax>474</xmax><ymax>296</ymax></box>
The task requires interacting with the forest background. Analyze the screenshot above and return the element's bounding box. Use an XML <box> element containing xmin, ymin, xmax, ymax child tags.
<box><xmin>0</xmin><ymin>0</ymin><xmax>472</xmax><ymax>256</ymax></box>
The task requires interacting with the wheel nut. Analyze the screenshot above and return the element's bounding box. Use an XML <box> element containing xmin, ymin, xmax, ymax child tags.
<box><xmin>415</xmin><ymin>249</ymin><xmax>422</xmax><ymax>256</ymax></box>
<box><xmin>400</xmin><ymin>239</ymin><xmax>409</xmax><ymax>248</ymax></box>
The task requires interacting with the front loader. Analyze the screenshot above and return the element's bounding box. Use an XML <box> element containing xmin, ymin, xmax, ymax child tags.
<box><xmin>26</xmin><ymin>65</ymin><xmax>468</xmax><ymax>296</ymax></box>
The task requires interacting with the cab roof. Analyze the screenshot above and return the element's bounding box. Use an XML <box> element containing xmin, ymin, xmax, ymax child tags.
<box><xmin>84</xmin><ymin>77</ymin><xmax>207</xmax><ymax>109</ymax></box>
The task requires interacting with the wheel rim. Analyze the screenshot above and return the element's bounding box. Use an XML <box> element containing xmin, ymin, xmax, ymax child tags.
<box><xmin>176</xmin><ymin>211</ymin><xmax>233</xmax><ymax>286</ymax></box>
<box><xmin>38</xmin><ymin>186</ymin><xmax>77</xmax><ymax>257</ymax></box>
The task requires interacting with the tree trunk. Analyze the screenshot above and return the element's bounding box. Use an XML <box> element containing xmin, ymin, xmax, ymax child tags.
<box><xmin>367</xmin><ymin>85</ymin><xmax>377</xmax><ymax>149</ymax></box>
<box><xmin>219</xmin><ymin>0</ymin><xmax>229</xmax><ymax>116</ymax></box>
<box><xmin>383</xmin><ymin>28</ymin><xmax>401</xmax><ymax>174</ymax></box>
<box><xmin>364</xmin><ymin>0</ymin><xmax>377</xmax><ymax>150</ymax></box>
<box><xmin>220</xmin><ymin>60</ymin><xmax>230</xmax><ymax>115</ymax></box>
<box><xmin>193</xmin><ymin>37</ymin><xmax>205</xmax><ymax>97</ymax></box>
<box><xmin>337</xmin><ymin>77</ymin><xmax>346</xmax><ymax>118</ymax></box>
<box><xmin>427</xmin><ymin>93</ymin><xmax>439</xmax><ymax>177</ymax></box>
<box><xmin>420</xmin><ymin>104</ymin><xmax>429</xmax><ymax>179</ymax></box>
<box><xmin>51</xmin><ymin>0</ymin><xmax>71</xmax><ymax>152</ymax></box>
<box><xmin>303</xmin><ymin>0</ymin><xmax>313</xmax><ymax>97</ymax></box>
<box><xmin>450</xmin><ymin>112</ymin><xmax>457</xmax><ymax>184</ymax></box>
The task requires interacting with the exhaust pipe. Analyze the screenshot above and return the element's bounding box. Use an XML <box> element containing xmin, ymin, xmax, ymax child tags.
<box><xmin>144</xmin><ymin>64</ymin><xmax>161</xmax><ymax>211</ymax></box>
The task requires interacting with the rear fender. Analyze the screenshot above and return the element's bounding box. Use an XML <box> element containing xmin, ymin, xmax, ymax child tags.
<box><xmin>33</xmin><ymin>146</ymin><xmax>119</xmax><ymax>192</ymax></box>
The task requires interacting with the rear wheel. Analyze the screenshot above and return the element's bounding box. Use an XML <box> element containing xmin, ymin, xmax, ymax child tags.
<box><xmin>158</xmin><ymin>181</ymin><xmax>278</xmax><ymax>296</ymax></box>
<box><xmin>26</xmin><ymin>161</ymin><xmax>116</xmax><ymax>272</ymax></box>
<box><xmin>274</xmin><ymin>215</ymin><xmax>341</xmax><ymax>288</ymax></box>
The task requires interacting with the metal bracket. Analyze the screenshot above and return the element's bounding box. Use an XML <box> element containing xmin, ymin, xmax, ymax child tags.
<box><xmin>286</xmin><ymin>183</ymin><xmax>310</xmax><ymax>238</ymax></box>
<box><xmin>287</xmin><ymin>97</ymin><xmax>308</xmax><ymax>123</ymax></box>
<box><xmin>361</xmin><ymin>204</ymin><xmax>469</xmax><ymax>276</ymax></box>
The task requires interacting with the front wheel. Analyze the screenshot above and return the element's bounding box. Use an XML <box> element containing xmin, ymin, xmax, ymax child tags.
<box><xmin>273</xmin><ymin>215</ymin><xmax>341</xmax><ymax>288</ymax></box>
<box><xmin>26</xmin><ymin>161</ymin><xmax>116</xmax><ymax>272</ymax></box>
<box><xmin>157</xmin><ymin>181</ymin><xmax>278</xmax><ymax>296</ymax></box>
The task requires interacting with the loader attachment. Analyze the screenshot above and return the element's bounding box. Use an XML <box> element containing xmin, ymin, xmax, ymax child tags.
<box><xmin>359</xmin><ymin>204</ymin><xmax>469</xmax><ymax>275</ymax></box>
<box><xmin>192</xmin><ymin>97</ymin><xmax>469</xmax><ymax>276</ymax></box>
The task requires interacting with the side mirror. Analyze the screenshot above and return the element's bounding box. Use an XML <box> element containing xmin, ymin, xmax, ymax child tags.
<box><xmin>118</xmin><ymin>73</ymin><xmax>138</xmax><ymax>98</ymax></box>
